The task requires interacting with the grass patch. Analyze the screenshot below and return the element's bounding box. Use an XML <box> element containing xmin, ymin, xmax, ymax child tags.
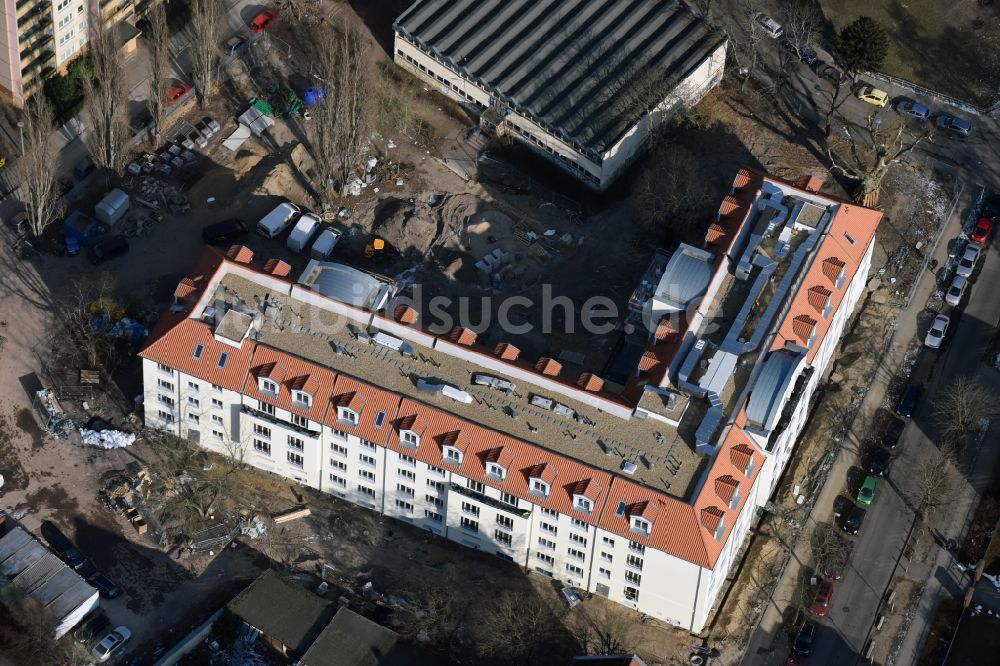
<box><xmin>944</xmin><ymin>610</ymin><xmax>1000</xmax><ymax>666</ymax></box>
<box><xmin>819</xmin><ymin>0</ymin><xmax>1000</xmax><ymax>106</ymax></box>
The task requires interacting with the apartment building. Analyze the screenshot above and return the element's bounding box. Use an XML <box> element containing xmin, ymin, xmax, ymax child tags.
<box><xmin>140</xmin><ymin>170</ymin><xmax>881</xmax><ymax>632</ymax></box>
<box><xmin>0</xmin><ymin>0</ymin><xmax>148</xmax><ymax>105</ymax></box>
<box><xmin>393</xmin><ymin>0</ymin><xmax>726</xmax><ymax>190</ymax></box>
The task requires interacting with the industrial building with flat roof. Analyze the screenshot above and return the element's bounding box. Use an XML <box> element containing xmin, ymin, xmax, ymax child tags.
<box><xmin>393</xmin><ymin>0</ymin><xmax>726</xmax><ymax>190</ymax></box>
<box><xmin>140</xmin><ymin>168</ymin><xmax>880</xmax><ymax>631</ymax></box>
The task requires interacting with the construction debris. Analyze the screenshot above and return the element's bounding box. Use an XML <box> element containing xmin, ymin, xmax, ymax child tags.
<box><xmin>272</xmin><ymin>507</ymin><xmax>311</xmax><ymax>524</ymax></box>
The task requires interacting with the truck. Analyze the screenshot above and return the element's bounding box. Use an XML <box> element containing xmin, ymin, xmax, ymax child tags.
<box><xmin>257</xmin><ymin>202</ymin><xmax>300</xmax><ymax>239</ymax></box>
<box><xmin>94</xmin><ymin>189</ymin><xmax>129</xmax><ymax>227</ymax></box>
<box><xmin>286</xmin><ymin>212</ymin><xmax>321</xmax><ymax>252</ymax></box>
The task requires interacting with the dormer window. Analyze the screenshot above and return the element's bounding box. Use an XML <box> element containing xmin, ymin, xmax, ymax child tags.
<box><xmin>443</xmin><ymin>446</ymin><xmax>462</xmax><ymax>465</ymax></box>
<box><xmin>530</xmin><ymin>478</ymin><xmax>549</xmax><ymax>498</ymax></box>
<box><xmin>259</xmin><ymin>378</ymin><xmax>277</xmax><ymax>395</ymax></box>
<box><xmin>486</xmin><ymin>462</ymin><xmax>506</xmax><ymax>480</ymax></box>
<box><xmin>292</xmin><ymin>390</ymin><xmax>312</xmax><ymax>408</ymax></box>
<box><xmin>631</xmin><ymin>517</ymin><xmax>651</xmax><ymax>536</ymax></box>
<box><xmin>400</xmin><ymin>430</ymin><xmax>419</xmax><ymax>448</ymax></box>
<box><xmin>744</xmin><ymin>456</ymin><xmax>755</xmax><ymax>478</ymax></box>
<box><xmin>338</xmin><ymin>407</ymin><xmax>358</xmax><ymax>426</ymax></box>
<box><xmin>573</xmin><ymin>495</ymin><xmax>593</xmax><ymax>514</ymax></box>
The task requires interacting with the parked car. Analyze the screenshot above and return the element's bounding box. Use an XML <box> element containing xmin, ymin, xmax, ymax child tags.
<box><xmin>39</xmin><ymin>520</ymin><xmax>86</xmax><ymax>569</ymax></box>
<box><xmin>202</xmin><ymin>218</ymin><xmax>248</xmax><ymax>245</ymax></box>
<box><xmin>224</xmin><ymin>35</ymin><xmax>247</xmax><ymax>57</ymax></box>
<box><xmin>88</xmin><ymin>235</ymin><xmax>130</xmax><ymax>265</ymax></box>
<box><xmin>561</xmin><ymin>587</ymin><xmax>582</xmax><ymax>608</ymax></box>
<box><xmin>869</xmin><ymin>448</ymin><xmax>892</xmax><ymax>477</ymax></box>
<box><xmin>895</xmin><ymin>384</ymin><xmax>922</xmax><ymax>419</ymax></box>
<box><xmin>167</xmin><ymin>81</ymin><xmax>190</xmax><ymax>105</ymax></box>
<box><xmin>924</xmin><ymin>314</ymin><xmax>950</xmax><ymax>350</ymax></box>
<box><xmin>857</xmin><ymin>475</ymin><xmax>878</xmax><ymax>506</ymax></box>
<box><xmin>971</xmin><ymin>217</ymin><xmax>993</xmax><ymax>245</ymax></box>
<box><xmin>310</xmin><ymin>227</ymin><xmax>342</xmax><ymax>260</ymax></box>
<box><xmin>815</xmin><ymin>62</ymin><xmax>848</xmax><ymax>84</ymax></box>
<box><xmin>287</xmin><ymin>212</ymin><xmax>322</xmax><ymax>253</ymax></box>
<box><xmin>793</xmin><ymin>621</ymin><xmax>817</xmax><ymax>656</ymax></box>
<box><xmin>945</xmin><ymin>275</ymin><xmax>968</xmax><ymax>306</ymax></box>
<box><xmin>88</xmin><ymin>572</ymin><xmax>122</xmax><ymax>599</ymax></box>
<box><xmin>249</xmin><ymin>8</ymin><xmax>278</xmax><ymax>33</ymax></box>
<box><xmin>957</xmin><ymin>243</ymin><xmax>982</xmax><ymax>277</ymax></box>
<box><xmin>753</xmin><ymin>12</ymin><xmax>783</xmax><ymax>38</ymax></box>
<box><xmin>895</xmin><ymin>100</ymin><xmax>931</xmax><ymax>120</ymax></box>
<box><xmin>74</xmin><ymin>610</ymin><xmax>110</xmax><ymax>644</ymax></box>
<box><xmin>92</xmin><ymin>626</ymin><xmax>131</xmax><ymax>662</ymax></box>
<box><xmin>257</xmin><ymin>201</ymin><xmax>301</xmax><ymax>238</ymax></box>
<box><xmin>881</xmin><ymin>413</ymin><xmax>906</xmax><ymax>447</ymax></box>
<box><xmin>843</xmin><ymin>505</ymin><xmax>867</xmax><ymax>535</ymax></box>
<box><xmin>809</xmin><ymin>579</ymin><xmax>834</xmax><ymax>616</ymax></box>
<box><xmin>855</xmin><ymin>85</ymin><xmax>889</xmax><ymax>107</ymax></box>
<box><xmin>936</xmin><ymin>114</ymin><xmax>972</xmax><ymax>135</ymax></box>
<box><xmin>799</xmin><ymin>48</ymin><xmax>818</xmax><ymax>66</ymax></box>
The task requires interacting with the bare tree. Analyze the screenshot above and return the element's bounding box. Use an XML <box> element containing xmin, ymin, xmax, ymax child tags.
<box><xmin>911</xmin><ymin>443</ymin><xmax>958</xmax><ymax>519</ymax></box>
<box><xmin>332</xmin><ymin>26</ymin><xmax>371</xmax><ymax>195</ymax></box>
<box><xmin>722</xmin><ymin>1</ymin><xmax>766</xmax><ymax>91</ymax></box>
<box><xmin>190</xmin><ymin>0</ymin><xmax>223</xmax><ymax>106</ymax></box>
<box><xmin>396</xmin><ymin>584</ymin><xmax>464</xmax><ymax>648</ymax></box>
<box><xmin>0</xmin><ymin>594</ymin><xmax>92</xmax><ymax>666</ymax></box>
<box><xmin>309</xmin><ymin>25</ymin><xmax>342</xmax><ymax>206</ymax></box>
<box><xmin>781</xmin><ymin>3</ymin><xmax>820</xmax><ymax>62</ymax></box>
<box><xmin>83</xmin><ymin>19</ymin><xmax>130</xmax><ymax>179</ymax></box>
<box><xmin>16</xmin><ymin>96</ymin><xmax>62</xmax><ymax>240</ymax></box>
<box><xmin>826</xmin><ymin>115</ymin><xmax>932</xmax><ymax>205</ymax></box>
<box><xmin>810</xmin><ymin>522</ymin><xmax>853</xmax><ymax>580</ymax></box>
<box><xmin>48</xmin><ymin>274</ymin><xmax>123</xmax><ymax>371</ymax></box>
<box><xmin>145</xmin><ymin>3</ymin><xmax>170</xmax><ymax>146</ymax></box>
<box><xmin>933</xmin><ymin>377</ymin><xmax>997</xmax><ymax>449</ymax></box>
<box><xmin>476</xmin><ymin>590</ymin><xmax>567</xmax><ymax>663</ymax></box>
<box><xmin>632</xmin><ymin>142</ymin><xmax>716</xmax><ymax>243</ymax></box>
<box><xmin>570</xmin><ymin>604</ymin><xmax>636</xmax><ymax>656</ymax></box>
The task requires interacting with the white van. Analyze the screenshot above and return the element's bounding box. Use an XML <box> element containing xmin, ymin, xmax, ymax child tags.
<box><xmin>287</xmin><ymin>213</ymin><xmax>322</xmax><ymax>253</ymax></box>
<box><xmin>310</xmin><ymin>227</ymin><xmax>342</xmax><ymax>259</ymax></box>
<box><xmin>257</xmin><ymin>202</ymin><xmax>301</xmax><ymax>239</ymax></box>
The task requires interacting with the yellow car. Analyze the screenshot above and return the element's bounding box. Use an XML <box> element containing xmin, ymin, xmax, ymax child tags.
<box><xmin>855</xmin><ymin>85</ymin><xmax>889</xmax><ymax>107</ymax></box>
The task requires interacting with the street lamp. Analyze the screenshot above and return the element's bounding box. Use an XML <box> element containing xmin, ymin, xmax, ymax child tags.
<box><xmin>16</xmin><ymin>121</ymin><xmax>24</xmax><ymax>155</ymax></box>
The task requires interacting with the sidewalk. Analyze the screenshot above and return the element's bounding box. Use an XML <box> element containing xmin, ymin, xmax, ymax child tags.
<box><xmin>740</xmin><ymin>183</ymin><xmax>972</xmax><ymax>665</ymax></box>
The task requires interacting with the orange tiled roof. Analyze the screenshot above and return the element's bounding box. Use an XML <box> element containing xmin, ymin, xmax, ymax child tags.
<box><xmin>242</xmin><ymin>346</ymin><xmax>335</xmax><ymax>423</ymax></box>
<box><xmin>449</xmin><ymin>327</ymin><xmax>477</xmax><ymax>345</ymax></box>
<box><xmin>394</xmin><ymin>306</ymin><xmax>418</xmax><ymax>324</ymax></box>
<box><xmin>325</xmin><ymin>375</ymin><xmax>401</xmax><ymax>445</ymax></box>
<box><xmin>807</xmin><ymin>285</ymin><xmax>832</xmax><ymax>312</ymax></box>
<box><xmin>714</xmin><ymin>475</ymin><xmax>740</xmax><ymax>503</ymax></box>
<box><xmin>263</xmin><ymin>259</ymin><xmax>292</xmax><ymax>277</ymax></box>
<box><xmin>577</xmin><ymin>373</ymin><xmax>604</xmax><ymax>392</ymax></box>
<box><xmin>227</xmin><ymin>245</ymin><xmax>254</xmax><ymax>264</ymax></box>
<box><xmin>174</xmin><ymin>277</ymin><xmax>198</xmax><ymax>300</ymax></box>
<box><xmin>140</xmin><ymin>318</ymin><xmax>254</xmax><ymax>392</ymax></box>
<box><xmin>535</xmin><ymin>357</ymin><xmax>562</xmax><ymax>377</ymax></box>
<box><xmin>494</xmin><ymin>343</ymin><xmax>520</xmax><ymax>360</ymax></box>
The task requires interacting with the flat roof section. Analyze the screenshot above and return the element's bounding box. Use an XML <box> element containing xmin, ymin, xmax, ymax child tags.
<box><xmin>394</xmin><ymin>0</ymin><xmax>724</xmax><ymax>156</ymax></box>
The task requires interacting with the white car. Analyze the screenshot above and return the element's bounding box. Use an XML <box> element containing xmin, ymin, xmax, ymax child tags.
<box><xmin>945</xmin><ymin>275</ymin><xmax>967</xmax><ymax>306</ymax></box>
<box><xmin>924</xmin><ymin>314</ymin><xmax>950</xmax><ymax>349</ymax></box>
<box><xmin>956</xmin><ymin>243</ymin><xmax>981</xmax><ymax>277</ymax></box>
<box><xmin>92</xmin><ymin>626</ymin><xmax>130</xmax><ymax>662</ymax></box>
<box><xmin>753</xmin><ymin>13</ymin><xmax>783</xmax><ymax>38</ymax></box>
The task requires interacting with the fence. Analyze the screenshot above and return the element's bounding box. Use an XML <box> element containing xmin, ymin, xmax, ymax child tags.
<box><xmin>862</xmin><ymin>71</ymin><xmax>998</xmax><ymax>116</ymax></box>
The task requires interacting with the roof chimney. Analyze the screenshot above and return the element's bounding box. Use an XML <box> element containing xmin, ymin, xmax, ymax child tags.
<box><xmin>577</xmin><ymin>373</ymin><xmax>604</xmax><ymax>392</ymax></box>
<box><xmin>796</xmin><ymin>174</ymin><xmax>823</xmax><ymax>193</ymax></box>
<box><xmin>494</xmin><ymin>343</ymin><xmax>520</xmax><ymax>361</ymax></box>
<box><xmin>264</xmin><ymin>259</ymin><xmax>292</xmax><ymax>277</ymax></box>
<box><xmin>226</xmin><ymin>245</ymin><xmax>254</xmax><ymax>264</ymax></box>
<box><xmin>449</xmin><ymin>327</ymin><xmax>477</xmax><ymax>346</ymax></box>
<box><xmin>535</xmin><ymin>357</ymin><xmax>562</xmax><ymax>377</ymax></box>
<box><xmin>394</xmin><ymin>305</ymin><xmax>418</xmax><ymax>325</ymax></box>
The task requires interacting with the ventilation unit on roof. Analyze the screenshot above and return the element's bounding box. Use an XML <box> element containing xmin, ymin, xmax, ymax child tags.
<box><xmin>553</xmin><ymin>403</ymin><xmax>576</xmax><ymax>419</ymax></box>
<box><xmin>530</xmin><ymin>394</ymin><xmax>554</xmax><ymax>410</ymax></box>
<box><xmin>615</xmin><ymin>501</ymin><xmax>627</xmax><ymax>516</ymax></box>
<box><xmin>472</xmin><ymin>373</ymin><xmax>516</xmax><ymax>394</ymax></box>
<box><xmin>621</xmin><ymin>460</ymin><xmax>638</xmax><ymax>475</ymax></box>
<box><xmin>416</xmin><ymin>378</ymin><xmax>473</xmax><ymax>404</ymax></box>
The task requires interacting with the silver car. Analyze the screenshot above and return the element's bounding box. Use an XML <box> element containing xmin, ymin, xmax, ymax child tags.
<box><xmin>956</xmin><ymin>243</ymin><xmax>981</xmax><ymax>277</ymax></box>
<box><xmin>896</xmin><ymin>101</ymin><xmax>930</xmax><ymax>120</ymax></box>
<box><xmin>92</xmin><ymin>626</ymin><xmax>131</xmax><ymax>662</ymax></box>
<box><xmin>936</xmin><ymin>114</ymin><xmax>972</xmax><ymax>135</ymax></box>
<box><xmin>924</xmin><ymin>314</ymin><xmax>950</xmax><ymax>350</ymax></box>
<box><xmin>945</xmin><ymin>275</ymin><xmax>967</xmax><ymax>306</ymax></box>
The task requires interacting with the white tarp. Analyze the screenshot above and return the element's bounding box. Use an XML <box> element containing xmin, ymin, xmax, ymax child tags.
<box><xmin>79</xmin><ymin>428</ymin><xmax>135</xmax><ymax>449</ymax></box>
<box><xmin>223</xmin><ymin>123</ymin><xmax>252</xmax><ymax>152</ymax></box>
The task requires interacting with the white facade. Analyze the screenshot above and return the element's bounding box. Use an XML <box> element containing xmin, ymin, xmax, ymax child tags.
<box><xmin>393</xmin><ymin>34</ymin><xmax>726</xmax><ymax>191</ymax></box>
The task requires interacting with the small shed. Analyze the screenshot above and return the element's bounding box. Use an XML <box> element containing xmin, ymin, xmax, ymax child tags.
<box><xmin>95</xmin><ymin>189</ymin><xmax>130</xmax><ymax>227</ymax></box>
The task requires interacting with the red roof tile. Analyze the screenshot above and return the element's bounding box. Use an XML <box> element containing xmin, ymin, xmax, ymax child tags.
<box><xmin>334</xmin><ymin>391</ymin><xmax>367</xmax><ymax>414</ymax></box>
<box><xmin>822</xmin><ymin>257</ymin><xmax>846</xmax><ymax>282</ymax></box>
<box><xmin>714</xmin><ymin>475</ymin><xmax>740</xmax><ymax>503</ymax></box>
<box><xmin>807</xmin><ymin>285</ymin><xmax>832</xmax><ymax>312</ymax></box>
<box><xmin>393</xmin><ymin>306</ymin><xmax>418</xmax><ymax>324</ymax></box>
<box><xmin>440</xmin><ymin>429</ymin><xmax>471</xmax><ymax>452</ymax></box>
<box><xmin>174</xmin><ymin>277</ymin><xmax>198</xmax><ymax>300</ymax></box>
<box><xmin>264</xmin><ymin>259</ymin><xmax>292</xmax><ymax>277</ymax></box>
<box><xmin>449</xmin><ymin>327</ymin><xmax>477</xmax><ymax>346</ymax></box>
<box><xmin>568</xmin><ymin>478</ymin><xmax>601</xmax><ymax>500</ymax></box>
<box><xmin>535</xmin><ymin>357</ymin><xmax>562</xmax><ymax>377</ymax></box>
<box><xmin>140</xmin><ymin>318</ymin><xmax>254</xmax><ymax>392</ymax></box>
<box><xmin>700</xmin><ymin>506</ymin><xmax>724</xmax><ymax>531</ymax></box>
<box><xmin>791</xmin><ymin>314</ymin><xmax>817</xmax><ymax>342</ymax></box>
<box><xmin>730</xmin><ymin>443</ymin><xmax>755</xmax><ymax>472</ymax></box>
<box><xmin>524</xmin><ymin>462</ymin><xmax>557</xmax><ymax>485</ymax></box>
<box><xmin>733</xmin><ymin>168</ymin><xmax>754</xmax><ymax>190</ymax></box>
<box><xmin>242</xmin><ymin>347</ymin><xmax>336</xmax><ymax>423</ymax></box>
<box><xmin>227</xmin><ymin>245</ymin><xmax>254</xmax><ymax>264</ymax></box>
<box><xmin>325</xmin><ymin>376</ymin><xmax>400</xmax><ymax>445</ymax></box>
<box><xmin>494</xmin><ymin>343</ymin><xmax>520</xmax><ymax>361</ymax></box>
<box><xmin>577</xmin><ymin>373</ymin><xmax>604</xmax><ymax>392</ymax></box>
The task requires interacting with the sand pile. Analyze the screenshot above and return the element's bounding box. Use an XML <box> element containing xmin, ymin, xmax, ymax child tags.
<box><xmin>373</xmin><ymin>197</ymin><xmax>437</xmax><ymax>256</ymax></box>
<box><xmin>254</xmin><ymin>163</ymin><xmax>312</xmax><ymax>208</ymax></box>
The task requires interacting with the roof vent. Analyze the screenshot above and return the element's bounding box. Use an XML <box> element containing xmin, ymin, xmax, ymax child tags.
<box><xmin>494</xmin><ymin>343</ymin><xmax>520</xmax><ymax>361</ymax></box>
<box><xmin>535</xmin><ymin>357</ymin><xmax>562</xmax><ymax>377</ymax></box>
<box><xmin>620</xmin><ymin>460</ymin><xmax>638</xmax><ymax>475</ymax></box>
<box><xmin>449</xmin><ymin>327</ymin><xmax>477</xmax><ymax>346</ymax></box>
<box><xmin>264</xmin><ymin>259</ymin><xmax>291</xmax><ymax>277</ymax></box>
<box><xmin>416</xmin><ymin>378</ymin><xmax>473</xmax><ymax>404</ymax></box>
<box><xmin>226</xmin><ymin>245</ymin><xmax>254</xmax><ymax>264</ymax></box>
<box><xmin>577</xmin><ymin>373</ymin><xmax>604</xmax><ymax>392</ymax></box>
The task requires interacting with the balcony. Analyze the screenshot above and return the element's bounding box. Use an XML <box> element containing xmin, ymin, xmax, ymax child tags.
<box><xmin>449</xmin><ymin>482</ymin><xmax>531</xmax><ymax>519</ymax></box>
<box><xmin>240</xmin><ymin>405</ymin><xmax>319</xmax><ymax>439</ymax></box>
